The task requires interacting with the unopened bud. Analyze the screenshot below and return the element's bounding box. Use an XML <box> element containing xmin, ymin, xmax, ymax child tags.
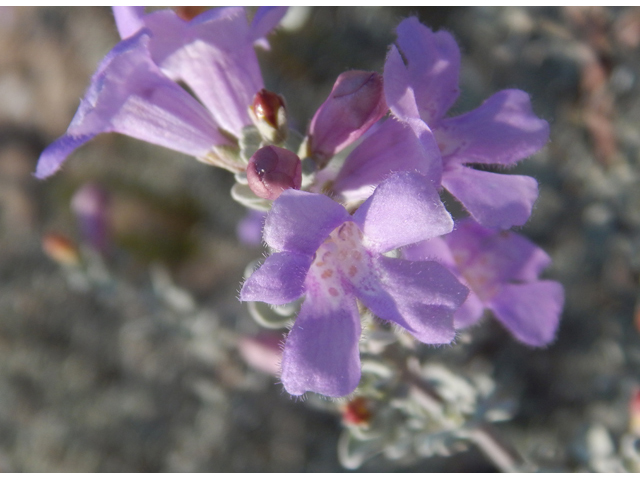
<box><xmin>308</xmin><ymin>71</ymin><xmax>387</xmax><ymax>168</ymax></box>
<box><xmin>247</xmin><ymin>146</ymin><xmax>302</xmax><ymax>200</ymax></box>
<box><xmin>341</xmin><ymin>397</ymin><xmax>373</xmax><ymax>426</ymax></box>
<box><xmin>249</xmin><ymin>89</ymin><xmax>288</xmax><ymax>144</ymax></box>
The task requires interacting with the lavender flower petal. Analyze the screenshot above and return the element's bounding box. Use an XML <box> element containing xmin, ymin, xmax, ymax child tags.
<box><xmin>393</xmin><ymin>17</ymin><xmax>461</xmax><ymax>124</ymax></box>
<box><xmin>447</xmin><ymin>220</ymin><xmax>552</xmax><ymax>284</ymax></box>
<box><xmin>281</xmin><ymin>288</ymin><xmax>361</xmax><ymax>397</ymax></box>
<box><xmin>356</xmin><ymin>257</ymin><xmax>467</xmax><ymax>344</ymax></box>
<box><xmin>401</xmin><ymin>236</ymin><xmax>484</xmax><ymax>329</ymax></box>
<box><xmin>334</xmin><ymin>118</ymin><xmax>441</xmax><ymax>202</ymax></box>
<box><xmin>353</xmin><ymin>171</ymin><xmax>453</xmax><ymax>253</ymax></box>
<box><xmin>144</xmin><ymin>7</ymin><xmax>266</xmax><ymax>137</ymax></box>
<box><xmin>442</xmin><ymin>166</ymin><xmax>538</xmax><ymax>229</ymax></box>
<box><xmin>264</xmin><ymin>190</ymin><xmax>350</xmax><ymax>255</ymax></box>
<box><xmin>384</xmin><ymin>45</ymin><xmax>421</xmax><ymax>121</ymax></box>
<box><xmin>385</xmin><ymin>18</ymin><xmax>550</xmax><ymax>230</ymax></box>
<box><xmin>112</xmin><ymin>6</ymin><xmax>145</xmax><ymax>39</ymax></box>
<box><xmin>435</xmin><ymin>90</ymin><xmax>550</xmax><ymax>166</ymax></box>
<box><xmin>250</xmin><ymin>7</ymin><xmax>288</xmax><ymax>42</ymax></box>
<box><xmin>35</xmin><ymin>32</ymin><xmax>227</xmax><ymax>179</ymax></box>
<box><xmin>402</xmin><ymin>236</ymin><xmax>456</xmax><ymax>266</ymax></box>
<box><xmin>403</xmin><ymin>220</ymin><xmax>563</xmax><ymax>340</ymax></box>
<box><xmin>453</xmin><ymin>290</ymin><xmax>485</xmax><ymax>329</ymax></box>
<box><xmin>383</xmin><ymin>46</ymin><xmax>445</xmax><ymax>178</ymax></box>
<box><xmin>240</xmin><ymin>251</ymin><xmax>311</xmax><ymax>304</ymax></box>
<box><xmin>488</xmin><ymin>281</ymin><xmax>565</xmax><ymax>346</ymax></box>
<box><xmin>35</xmin><ymin>134</ymin><xmax>94</xmax><ymax>179</ymax></box>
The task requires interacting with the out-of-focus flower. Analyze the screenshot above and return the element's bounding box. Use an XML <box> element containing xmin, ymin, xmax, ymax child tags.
<box><xmin>383</xmin><ymin>18</ymin><xmax>549</xmax><ymax>229</ymax></box>
<box><xmin>237</xmin><ymin>209</ymin><xmax>267</xmax><ymax>247</ymax></box>
<box><xmin>246</xmin><ymin>146</ymin><xmax>302</xmax><ymax>200</ymax></box>
<box><xmin>237</xmin><ymin>333</ymin><xmax>283</xmax><ymax>377</ymax></box>
<box><xmin>35</xmin><ymin>6</ymin><xmax>287</xmax><ymax>179</ymax></box>
<box><xmin>404</xmin><ymin>219</ymin><xmax>564</xmax><ymax>346</ymax></box>
<box><xmin>240</xmin><ymin>172</ymin><xmax>468</xmax><ymax>397</ymax></box>
<box><xmin>71</xmin><ymin>183</ymin><xmax>110</xmax><ymax>253</ymax></box>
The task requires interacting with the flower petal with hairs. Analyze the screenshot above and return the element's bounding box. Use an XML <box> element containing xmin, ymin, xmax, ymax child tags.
<box><xmin>384</xmin><ymin>17</ymin><xmax>549</xmax><ymax>228</ymax></box>
<box><xmin>241</xmin><ymin>172</ymin><xmax>468</xmax><ymax>397</ymax></box>
<box><xmin>403</xmin><ymin>219</ymin><xmax>564</xmax><ymax>346</ymax></box>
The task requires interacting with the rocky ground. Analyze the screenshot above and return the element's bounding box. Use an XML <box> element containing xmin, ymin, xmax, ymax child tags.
<box><xmin>0</xmin><ymin>6</ymin><xmax>639</xmax><ymax>472</ymax></box>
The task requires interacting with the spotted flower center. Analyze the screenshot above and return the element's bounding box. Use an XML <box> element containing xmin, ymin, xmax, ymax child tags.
<box><xmin>308</xmin><ymin>221</ymin><xmax>370</xmax><ymax>299</ymax></box>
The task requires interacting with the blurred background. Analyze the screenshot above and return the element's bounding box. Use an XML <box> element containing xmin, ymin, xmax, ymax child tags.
<box><xmin>0</xmin><ymin>6</ymin><xmax>640</xmax><ymax>472</ymax></box>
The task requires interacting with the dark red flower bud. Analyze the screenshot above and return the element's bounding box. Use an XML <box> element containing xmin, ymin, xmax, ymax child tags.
<box><xmin>250</xmin><ymin>89</ymin><xmax>288</xmax><ymax>143</ymax></box>
<box><xmin>341</xmin><ymin>397</ymin><xmax>373</xmax><ymax>426</ymax></box>
<box><xmin>308</xmin><ymin>71</ymin><xmax>387</xmax><ymax>167</ymax></box>
<box><xmin>251</xmin><ymin>89</ymin><xmax>285</xmax><ymax>129</ymax></box>
<box><xmin>247</xmin><ymin>146</ymin><xmax>302</xmax><ymax>200</ymax></box>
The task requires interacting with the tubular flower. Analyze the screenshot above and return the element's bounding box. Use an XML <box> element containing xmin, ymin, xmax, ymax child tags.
<box><xmin>307</xmin><ymin>70</ymin><xmax>387</xmax><ymax>168</ymax></box>
<box><xmin>383</xmin><ymin>17</ymin><xmax>550</xmax><ymax>229</ymax></box>
<box><xmin>240</xmin><ymin>172</ymin><xmax>469</xmax><ymax>397</ymax></box>
<box><xmin>403</xmin><ymin>219</ymin><xmax>564</xmax><ymax>347</ymax></box>
<box><xmin>35</xmin><ymin>6</ymin><xmax>287</xmax><ymax>179</ymax></box>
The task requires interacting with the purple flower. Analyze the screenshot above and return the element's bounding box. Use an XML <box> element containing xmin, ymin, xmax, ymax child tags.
<box><xmin>35</xmin><ymin>7</ymin><xmax>286</xmax><ymax>179</ymax></box>
<box><xmin>240</xmin><ymin>172</ymin><xmax>469</xmax><ymax>397</ymax></box>
<box><xmin>307</xmin><ymin>70</ymin><xmax>387</xmax><ymax>167</ymax></box>
<box><xmin>403</xmin><ymin>219</ymin><xmax>564</xmax><ymax>346</ymax></box>
<box><xmin>383</xmin><ymin>17</ymin><xmax>550</xmax><ymax>229</ymax></box>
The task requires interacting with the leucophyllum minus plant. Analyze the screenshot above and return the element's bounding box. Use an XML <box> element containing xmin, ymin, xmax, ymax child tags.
<box><xmin>34</xmin><ymin>7</ymin><xmax>563</xmax><ymax>408</ymax></box>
